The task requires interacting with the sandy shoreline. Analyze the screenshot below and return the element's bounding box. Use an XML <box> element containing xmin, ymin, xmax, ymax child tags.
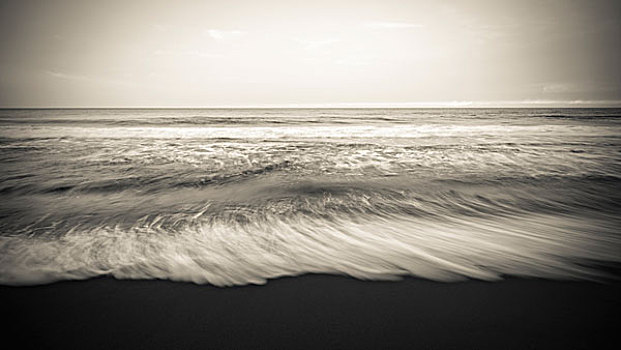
<box><xmin>2</xmin><ymin>275</ymin><xmax>619</xmax><ymax>349</ymax></box>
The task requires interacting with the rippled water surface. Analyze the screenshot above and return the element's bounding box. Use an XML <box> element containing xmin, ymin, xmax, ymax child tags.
<box><xmin>1</xmin><ymin>108</ymin><xmax>620</xmax><ymax>286</ymax></box>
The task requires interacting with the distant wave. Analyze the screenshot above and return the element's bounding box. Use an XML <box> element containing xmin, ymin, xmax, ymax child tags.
<box><xmin>535</xmin><ymin>114</ymin><xmax>621</xmax><ymax>120</ymax></box>
<box><xmin>2</xmin><ymin>123</ymin><xmax>620</xmax><ymax>140</ymax></box>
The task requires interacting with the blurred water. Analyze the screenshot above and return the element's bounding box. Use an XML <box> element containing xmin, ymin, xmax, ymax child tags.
<box><xmin>1</xmin><ymin>108</ymin><xmax>620</xmax><ymax>286</ymax></box>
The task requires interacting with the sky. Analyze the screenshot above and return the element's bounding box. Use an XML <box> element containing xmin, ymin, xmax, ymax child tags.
<box><xmin>1</xmin><ymin>0</ymin><xmax>620</xmax><ymax>107</ymax></box>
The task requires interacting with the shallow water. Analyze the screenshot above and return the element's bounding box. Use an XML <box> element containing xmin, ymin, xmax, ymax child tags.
<box><xmin>1</xmin><ymin>108</ymin><xmax>620</xmax><ymax>286</ymax></box>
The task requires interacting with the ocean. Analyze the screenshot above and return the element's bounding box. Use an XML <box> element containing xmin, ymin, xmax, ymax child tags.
<box><xmin>1</xmin><ymin>108</ymin><xmax>620</xmax><ymax>286</ymax></box>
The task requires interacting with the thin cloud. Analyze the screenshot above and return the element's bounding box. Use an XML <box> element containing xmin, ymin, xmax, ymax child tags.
<box><xmin>47</xmin><ymin>71</ymin><xmax>89</xmax><ymax>81</ymax></box>
<box><xmin>365</xmin><ymin>21</ymin><xmax>424</xmax><ymax>29</ymax></box>
<box><xmin>335</xmin><ymin>55</ymin><xmax>374</xmax><ymax>66</ymax></box>
<box><xmin>294</xmin><ymin>38</ymin><xmax>340</xmax><ymax>51</ymax></box>
<box><xmin>46</xmin><ymin>70</ymin><xmax>136</xmax><ymax>87</ymax></box>
<box><xmin>153</xmin><ymin>49</ymin><xmax>221</xmax><ymax>58</ymax></box>
<box><xmin>205</xmin><ymin>29</ymin><xmax>245</xmax><ymax>41</ymax></box>
<box><xmin>542</xmin><ymin>83</ymin><xmax>573</xmax><ymax>94</ymax></box>
<box><xmin>538</xmin><ymin>82</ymin><xmax>620</xmax><ymax>95</ymax></box>
<box><xmin>152</xmin><ymin>24</ymin><xmax>174</xmax><ymax>32</ymax></box>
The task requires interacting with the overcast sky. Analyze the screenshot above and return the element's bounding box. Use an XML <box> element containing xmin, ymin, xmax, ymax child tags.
<box><xmin>1</xmin><ymin>0</ymin><xmax>620</xmax><ymax>107</ymax></box>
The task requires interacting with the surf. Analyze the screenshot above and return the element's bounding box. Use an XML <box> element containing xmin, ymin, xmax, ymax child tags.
<box><xmin>1</xmin><ymin>108</ymin><xmax>620</xmax><ymax>286</ymax></box>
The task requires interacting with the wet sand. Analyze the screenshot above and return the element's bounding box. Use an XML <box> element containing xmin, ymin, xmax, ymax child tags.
<box><xmin>1</xmin><ymin>275</ymin><xmax>619</xmax><ymax>349</ymax></box>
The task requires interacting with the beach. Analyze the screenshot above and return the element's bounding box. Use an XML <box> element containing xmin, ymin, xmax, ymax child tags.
<box><xmin>2</xmin><ymin>275</ymin><xmax>619</xmax><ymax>349</ymax></box>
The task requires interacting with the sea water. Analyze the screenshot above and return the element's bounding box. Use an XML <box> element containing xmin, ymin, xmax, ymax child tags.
<box><xmin>1</xmin><ymin>108</ymin><xmax>620</xmax><ymax>286</ymax></box>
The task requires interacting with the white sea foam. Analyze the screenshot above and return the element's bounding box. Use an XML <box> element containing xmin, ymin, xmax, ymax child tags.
<box><xmin>1</xmin><ymin>211</ymin><xmax>619</xmax><ymax>286</ymax></box>
<box><xmin>1</xmin><ymin>123</ymin><xmax>618</xmax><ymax>142</ymax></box>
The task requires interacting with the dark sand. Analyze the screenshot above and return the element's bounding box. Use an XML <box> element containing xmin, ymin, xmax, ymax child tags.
<box><xmin>2</xmin><ymin>275</ymin><xmax>619</xmax><ymax>349</ymax></box>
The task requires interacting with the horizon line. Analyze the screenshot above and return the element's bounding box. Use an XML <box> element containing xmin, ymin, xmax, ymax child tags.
<box><xmin>2</xmin><ymin>100</ymin><xmax>621</xmax><ymax>109</ymax></box>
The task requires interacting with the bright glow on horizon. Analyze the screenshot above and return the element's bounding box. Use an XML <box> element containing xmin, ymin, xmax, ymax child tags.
<box><xmin>1</xmin><ymin>0</ymin><xmax>620</xmax><ymax>107</ymax></box>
